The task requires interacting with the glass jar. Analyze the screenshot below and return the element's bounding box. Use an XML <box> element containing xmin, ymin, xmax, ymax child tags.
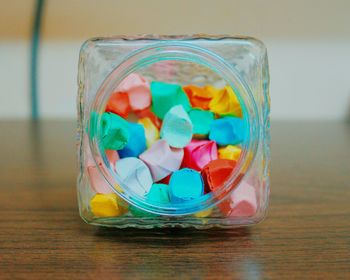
<box><xmin>77</xmin><ymin>35</ymin><xmax>270</xmax><ymax>229</ymax></box>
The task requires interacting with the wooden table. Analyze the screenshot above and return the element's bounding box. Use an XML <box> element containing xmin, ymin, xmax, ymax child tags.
<box><xmin>0</xmin><ymin>121</ymin><xmax>349</xmax><ymax>279</ymax></box>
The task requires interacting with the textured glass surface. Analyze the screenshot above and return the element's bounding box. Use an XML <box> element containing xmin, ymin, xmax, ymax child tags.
<box><xmin>77</xmin><ymin>35</ymin><xmax>270</xmax><ymax>228</ymax></box>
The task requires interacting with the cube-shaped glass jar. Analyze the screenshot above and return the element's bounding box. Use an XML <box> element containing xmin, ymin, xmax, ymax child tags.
<box><xmin>77</xmin><ymin>35</ymin><xmax>270</xmax><ymax>228</ymax></box>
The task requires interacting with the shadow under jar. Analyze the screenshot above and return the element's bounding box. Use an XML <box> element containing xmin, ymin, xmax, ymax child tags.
<box><xmin>77</xmin><ymin>35</ymin><xmax>270</xmax><ymax>229</ymax></box>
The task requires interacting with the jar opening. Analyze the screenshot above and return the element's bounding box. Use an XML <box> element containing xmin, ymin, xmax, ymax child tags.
<box><xmin>88</xmin><ymin>42</ymin><xmax>259</xmax><ymax>215</ymax></box>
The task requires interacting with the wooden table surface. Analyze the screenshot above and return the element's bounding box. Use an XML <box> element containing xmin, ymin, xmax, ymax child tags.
<box><xmin>0</xmin><ymin>121</ymin><xmax>349</xmax><ymax>279</ymax></box>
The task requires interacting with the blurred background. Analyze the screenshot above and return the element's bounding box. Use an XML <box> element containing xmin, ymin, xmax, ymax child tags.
<box><xmin>0</xmin><ymin>0</ymin><xmax>349</xmax><ymax>120</ymax></box>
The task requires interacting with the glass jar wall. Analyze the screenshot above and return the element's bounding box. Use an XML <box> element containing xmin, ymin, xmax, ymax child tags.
<box><xmin>77</xmin><ymin>35</ymin><xmax>270</xmax><ymax>228</ymax></box>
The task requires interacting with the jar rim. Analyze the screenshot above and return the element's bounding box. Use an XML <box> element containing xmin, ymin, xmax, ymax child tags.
<box><xmin>88</xmin><ymin>41</ymin><xmax>260</xmax><ymax>215</ymax></box>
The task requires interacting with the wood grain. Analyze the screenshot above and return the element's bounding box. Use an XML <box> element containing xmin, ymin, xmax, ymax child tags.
<box><xmin>0</xmin><ymin>120</ymin><xmax>349</xmax><ymax>279</ymax></box>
